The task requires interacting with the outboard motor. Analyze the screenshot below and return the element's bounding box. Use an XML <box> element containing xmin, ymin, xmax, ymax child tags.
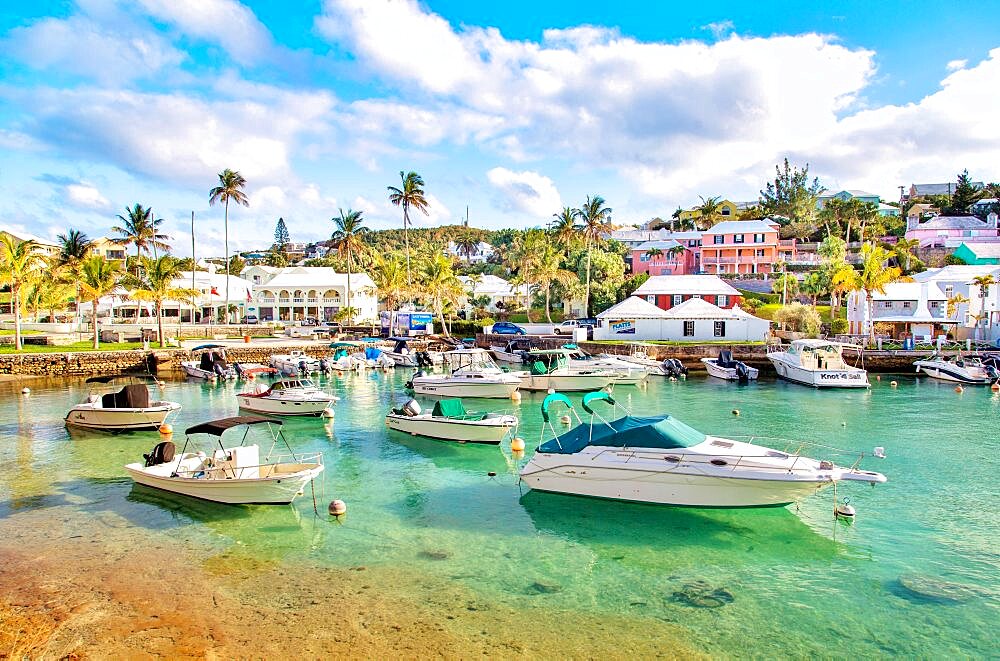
<box><xmin>662</xmin><ymin>358</ymin><xmax>688</xmax><ymax>377</ymax></box>
<box><xmin>319</xmin><ymin>358</ymin><xmax>330</xmax><ymax>373</ymax></box>
<box><xmin>735</xmin><ymin>361</ymin><xmax>750</xmax><ymax>384</ymax></box>
<box><xmin>416</xmin><ymin>351</ymin><xmax>433</xmax><ymax>368</ymax></box>
<box><xmin>298</xmin><ymin>359</ymin><xmax>308</xmax><ymax>375</ymax></box>
<box><xmin>234</xmin><ymin>362</ymin><xmax>246</xmax><ymax>379</ymax></box>
<box><xmin>402</xmin><ymin>399</ymin><xmax>422</xmax><ymax>417</ymax></box>
<box><xmin>985</xmin><ymin>364</ymin><xmax>1000</xmax><ymax>382</ymax></box>
<box><xmin>143</xmin><ymin>440</ymin><xmax>175</xmax><ymax>468</ymax></box>
<box><xmin>404</xmin><ymin>370</ymin><xmax>424</xmax><ymax>390</ymax></box>
<box><xmin>213</xmin><ymin>362</ymin><xmax>226</xmax><ymax>377</ymax></box>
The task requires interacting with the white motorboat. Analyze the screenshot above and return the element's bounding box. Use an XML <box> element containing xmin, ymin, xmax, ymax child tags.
<box><xmin>605</xmin><ymin>344</ymin><xmax>688</xmax><ymax>377</ymax></box>
<box><xmin>181</xmin><ymin>344</ymin><xmax>235</xmax><ymax>380</ymax></box>
<box><xmin>65</xmin><ymin>375</ymin><xmax>180</xmax><ymax>432</ymax></box>
<box><xmin>518</xmin><ymin>349</ymin><xmax>617</xmax><ymax>392</ymax></box>
<box><xmin>519</xmin><ymin>392</ymin><xmax>887</xmax><ymax>507</ymax></box>
<box><xmin>914</xmin><ymin>353</ymin><xmax>999</xmax><ymax>385</ymax></box>
<box><xmin>701</xmin><ymin>350</ymin><xmax>758</xmax><ymax>382</ymax></box>
<box><xmin>407</xmin><ymin>348</ymin><xmax>521</xmax><ymax>398</ymax></box>
<box><xmin>561</xmin><ymin>345</ymin><xmax>650</xmax><ymax>385</ymax></box>
<box><xmin>237</xmin><ymin>378</ymin><xmax>338</xmax><ymax>416</ymax></box>
<box><xmin>384</xmin><ymin>337</ymin><xmax>438</xmax><ymax>368</ymax></box>
<box><xmin>385</xmin><ymin>398</ymin><xmax>517</xmax><ymax>445</ymax></box>
<box><xmin>490</xmin><ymin>338</ymin><xmax>535</xmax><ymax>364</ymax></box>
<box><xmin>125</xmin><ymin>416</ymin><xmax>323</xmax><ymax>505</ymax></box>
<box><xmin>767</xmin><ymin>339</ymin><xmax>869</xmax><ymax>388</ymax></box>
<box><xmin>270</xmin><ymin>350</ymin><xmax>321</xmax><ymax>376</ymax></box>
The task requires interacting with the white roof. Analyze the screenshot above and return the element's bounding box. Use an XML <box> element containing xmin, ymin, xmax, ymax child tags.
<box><xmin>662</xmin><ymin>297</ymin><xmax>750</xmax><ymax>320</ymax></box>
<box><xmin>457</xmin><ymin>274</ymin><xmax>528</xmax><ymax>296</ymax></box>
<box><xmin>633</xmin><ymin>275</ymin><xmax>740</xmax><ymax>297</ymax></box>
<box><xmin>596</xmin><ymin>296</ymin><xmax>670</xmax><ymax>319</ymax></box>
<box><xmin>911</xmin><ymin>265</ymin><xmax>1000</xmax><ymax>282</ymax></box>
<box><xmin>957</xmin><ymin>242</ymin><xmax>1000</xmax><ymax>259</ymax></box>
<box><xmin>871</xmin><ymin>282</ymin><xmax>947</xmax><ymax>301</ymax></box>
<box><xmin>635</xmin><ymin>240</ymin><xmax>683</xmax><ymax>251</ymax></box>
<box><xmin>912</xmin><ymin>215</ymin><xmax>989</xmax><ymax>230</ymax></box>
<box><xmin>702</xmin><ymin>220</ymin><xmax>778</xmax><ymax>235</ymax></box>
<box><xmin>0</xmin><ymin>226</ymin><xmax>59</xmax><ymax>247</ymax></box>
<box><xmin>253</xmin><ymin>266</ymin><xmax>374</xmax><ymax>289</ymax></box>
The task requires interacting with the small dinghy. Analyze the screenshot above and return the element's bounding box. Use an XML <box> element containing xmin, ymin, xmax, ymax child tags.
<box><xmin>385</xmin><ymin>398</ymin><xmax>518</xmax><ymax>444</ymax></box>
<box><xmin>701</xmin><ymin>350</ymin><xmax>758</xmax><ymax>382</ymax></box>
<box><xmin>65</xmin><ymin>374</ymin><xmax>180</xmax><ymax>432</ymax></box>
<box><xmin>236</xmin><ymin>378</ymin><xmax>338</xmax><ymax>417</ymax></box>
<box><xmin>914</xmin><ymin>352</ymin><xmax>999</xmax><ymax>385</ymax></box>
<box><xmin>270</xmin><ymin>350</ymin><xmax>321</xmax><ymax>376</ymax></box>
<box><xmin>125</xmin><ymin>416</ymin><xmax>324</xmax><ymax>505</ymax></box>
<box><xmin>181</xmin><ymin>344</ymin><xmax>235</xmax><ymax>380</ymax></box>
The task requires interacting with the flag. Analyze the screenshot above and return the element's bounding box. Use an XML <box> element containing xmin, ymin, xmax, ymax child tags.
<box><xmin>210</xmin><ymin>287</ymin><xmax>219</xmax><ymax>296</ymax></box>
<box><xmin>246</xmin><ymin>290</ymin><xmax>252</xmax><ymax>302</ymax></box>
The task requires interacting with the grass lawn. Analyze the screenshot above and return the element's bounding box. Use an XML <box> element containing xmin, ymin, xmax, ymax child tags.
<box><xmin>755</xmin><ymin>304</ymin><xmax>842</xmax><ymax>323</ymax></box>
<box><xmin>0</xmin><ymin>329</ymin><xmax>42</xmax><ymax>336</ymax></box>
<box><xmin>0</xmin><ymin>341</ymin><xmax>146</xmax><ymax>354</ymax></box>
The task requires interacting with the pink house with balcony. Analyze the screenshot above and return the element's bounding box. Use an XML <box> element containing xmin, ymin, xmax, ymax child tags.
<box><xmin>630</xmin><ymin>235</ymin><xmax>701</xmax><ymax>276</ymax></box>
<box><xmin>904</xmin><ymin>214</ymin><xmax>1000</xmax><ymax>249</ymax></box>
<box><xmin>699</xmin><ymin>220</ymin><xmax>793</xmax><ymax>275</ymax></box>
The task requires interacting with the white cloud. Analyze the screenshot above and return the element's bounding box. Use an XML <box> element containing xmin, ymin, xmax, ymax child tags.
<box><xmin>946</xmin><ymin>58</ymin><xmax>968</xmax><ymax>71</ymax></box>
<box><xmin>65</xmin><ymin>182</ymin><xmax>111</xmax><ymax>211</ymax></box>
<box><xmin>136</xmin><ymin>0</ymin><xmax>273</xmax><ymax>64</ymax></box>
<box><xmin>486</xmin><ymin>167</ymin><xmax>562</xmax><ymax>217</ymax></box>
<box><xmin>702</xmin><ymin>20</ymin><xmax>735</xmax><ymax>40</ymax></box>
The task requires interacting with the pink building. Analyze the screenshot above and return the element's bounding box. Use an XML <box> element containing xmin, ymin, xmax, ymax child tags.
<box><xmin>630</xmin><ymin>232</ymin><xmax>702</xmax><ymax>276</ymax></box>
<box><xmin>905</xmin><ymin>214</ymin><xmax>999</xmax><ymax>249</ymax></box>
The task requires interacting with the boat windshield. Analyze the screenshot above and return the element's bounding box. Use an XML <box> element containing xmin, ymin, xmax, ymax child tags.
<box><xmin>448</xmin><ymin>351</ymin><xmax>499</xmax><ymax>373</ymax></box>
<box><xmin>539</xmin><ymin>414</ymin><xmax>706</xmax><ymax>454</ymax></box>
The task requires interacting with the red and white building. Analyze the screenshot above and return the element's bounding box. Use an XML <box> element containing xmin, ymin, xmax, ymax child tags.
<box><xmin>632</xmin><ymin>275</ymin><xmax>742</xmax><ymax>312</ymax></box>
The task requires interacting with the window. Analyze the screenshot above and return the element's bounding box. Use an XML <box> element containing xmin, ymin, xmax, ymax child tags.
<box><xmin>718</xmin><ymin>295</ymin><xmax>728</xmax><ymax>307</ymax></box>
<box><xmin>646</xmin><ymin>295</ymin><xmax>655</xmax><ymax>304</ymax></box>
<box><xmin>902</xmin><ymin>301</ymin><xmax>912</xmax><ymax>309</ymax></box>
<box><xmin>684</xmin><ymin>320</ymin><xmax>695</xmax><ymax>336</ymax></box>
<box><xmin>714</xmin><ymin>321</ymin><xmax>726</xmax><ymax>337</ymax></box>
<box><xmin>721</xmin><ymin>207</ymin><xmax>731</xmax><ymax>216</ymax></box>
<box><xmin>882</xmin><ymin>301</ymin><xmax>892</xmax><ymax>309</ymax></box>
<box><xmin>734</xmin><ymin>234</ymin><xmax>744</xmax><ymax>244</ymax></box>
<box><xmin>640</xmin><ymin>253</ymin><xmax>650</xmax><ymax>262</ymax></box>
<box><xmin>672</xmin><ymin>294</ymin><xmax>682</xmax><ymax>306</ymax></box>
<box><xmin>713</xmin><ymin>235</ymin><xmax>724</xmax><ymax>244</ymax></box>
<box><xmin>756</xmin><ymin>249</ymin><xmax>765</xmax><ymax>257</ymax></box>
<box><xmin>945</xmin><ymin>286</ymin><xmax>954</xmax><ymax>298</ymax></box>
<box><xmin>688</xmin><ymin>239</ymin><xmax>698</xmax><ymax>247</ymax></box>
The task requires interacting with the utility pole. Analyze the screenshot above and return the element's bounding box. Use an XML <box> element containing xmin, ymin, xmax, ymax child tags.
<box><xmin>191</xmin><ymin>211</ymin><xmax>196</xmax><ymax>328</ymax></box>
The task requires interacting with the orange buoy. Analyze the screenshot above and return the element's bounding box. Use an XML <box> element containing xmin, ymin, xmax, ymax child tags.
<box><xmin>511</xmin><ymin>437</ymin><xmax>526</xmax><ymax>452</ymax></box>
<box><xmin>955</xmin><ymin>386</ymin><xmax>964</xmax><ymax>394</ymax></box>
<box><xmin>158</xmin><ymin>423</ymin><xmax>173</xmax><ymax>435</ymax></box>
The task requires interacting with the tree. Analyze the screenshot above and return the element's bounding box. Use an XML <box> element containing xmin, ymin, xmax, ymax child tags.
<box><xmin>550</xmin><ymin>207</ymin><xmax>580</xmax><ymax>255</ymax></box>
<box><xmin>418</xmin><ymin>253</ymin><xmax>463</xmax><ymax>335</ymax></box>
<box><xmin>264</xmin><ymin>248</ymin><xmax>288</xmax><ymax>267</ymax></box>
<box><xmin>112</xmin><ymin>203</ymin><xmax>171</xmax><ymax>322</ymax></box>
<box><xmin>946</xmin><ymin>294</ymin><xmax>969</xmax><ymax>319</ymax></box>
<box><xmin>228</xmin><ymin>254</ymin><xmax>246</xmax><ymax>277</ymax></box>
<box><xmin>771</xmin><ymin>271</ymin><xmax>800</xmax><ymax>301</ymax></box>
<box><xmin>274</xmin><ymin>217</ymin><xmax>290</xmax><ymax>248</ymax></box>
<box><xmin>124</xmin><ymin>256</ymin><xmax>198</xmax><ymax>348</ymax></box>
<box><xmin>78</xmin><ymin>256</ymin><xmax>122</xmax><ymax>349</ymax></box>
<box><xmin>645</xmin><ymin>247</ymin><xmax>663</xmax><ymax>260</ymax></box>
<box><xmin>695</xmin><ymin>196</ymin><xmax>724</xmax><ymax>229</ymax></box>
<box><xmin>943</xmin><ymin>170</ymin><xmax>983</xmax><ymax>215</ymax></box>
<box><xmin>454</xmin><ymin>234</ymin><xmax>479</xmax><ymax>263</ymax></box>
<box><xmin>366</xmin><ymin>253</ymin><xmax>409</xmax><ymax>328</ymax></box>
<box><xmin>773</xmin><ymin>302</ymin><xmax>822</xmax><ymax>337</ymax></box>
<box><xmin>578</xmin><ymin>194</ymin><xmax>613</xmax><ymax>317</ymax></box>
<box><xmin>0</xmin><ymin>236</ymin><xmax>45</xmax><ymax>349</ymax></box>
<box><xmin>818</xmin><ymin>197</ymin><xmax>876</xmax><ymax>242</ymax></box>
<box><xmin>889</xmin><ymin>237</ymin><xmax>922</xmax><ymax>274</ymax></box>
<box><xmin>387</xmin><ymin>171</ymin><xmax>430</xmax><ymax>292</ymax></box>
<box><xmin>208</xmin><ymin>168</ymin><xmax>249</xmax><ymax>323</ymax></box>
<box><xmin>817</xmin><ymin>235</ymin><xmax>848</xmax><ymax>309</ymax></box>
<box><xmin>970</xmin><ymin>274</ymin><xmax>996</xmax><ymax>338</ymax></box>
<box><xmin>759</xmin><ymin>159</ymin><xmax>824</xmax><ymax>239</ymax></box>
<box><xmin>831</xmin><ymin>243</ymin><xmax>905</xmax><ymax>345</ymax></box>
<box><xmin>331</xmin><ymin>208</ymin><xmax>368</xmax><ymax>325</ymax></box>
<box><xmin>800</xmin><ymin>271</ymin><xmax>827</xmax><ymax>306</ymax></box>
<box><xmin>56</xmin><ymin>229</ymin><xmax>93</xmax><ymax>324</ymax></box>
<box><xmin>533</xmin><ymin>246</ymin><xmax>577</xmax><ymax>323</ymax></box>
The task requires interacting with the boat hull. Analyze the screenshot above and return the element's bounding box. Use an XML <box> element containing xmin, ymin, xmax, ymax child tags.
<box><xmin>914</xmin><ymin>361</ymin><xmax>993</xmax><ymax>384</ymax></box>
<box><xmin>517</xmin><ymin>373</ymin><xmax>614</xmax><ymax>392</ymax></box>
<box><xmin>767</xmin><ymin>355</ymin><xmax>869</xmax><ymax>388</ymax></box>
<box><xmin>385</xmin><ymin>414</ymin><xmax>515</xmax><ymax>444</ymax></box>
<box><xmin>65</xmin><ymin>404</ymin><xmax>180</xmax><ymax>431</ymax></box>
<box><xmin>701</xmin><ymin>358</ymin><xmax>759</xmax><ymax>381</ymax></box>
<box><xmin>410</xmin><ymin>378</ymin><xmax>520</xmax><ymax>398</ymax></box>
<box><xmin>125</xmin><ymin>463</ymin><xmax>323</xmax><ymax>504</ymax></box>
<box><xmin>236</xmin><ymin>395</ymin><xmax>334</xmax><ymax>416</ymax></box>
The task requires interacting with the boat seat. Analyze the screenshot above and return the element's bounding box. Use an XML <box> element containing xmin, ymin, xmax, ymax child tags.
<box><xmin>530</xmin><ymin>360</ymin><xmax>548</xmax><ymax>375</ymax></box>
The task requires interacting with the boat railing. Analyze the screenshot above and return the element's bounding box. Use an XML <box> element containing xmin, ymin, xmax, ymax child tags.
<box><xmin>589</xmin><ymin>447</ymin><xmax>862</xmax><ymax>476</ymax></box>
<box><xmin>173</xmin><ymin>451</ymin><xmax>324</xmax><ymax>480</ymax></box>
<box><xmin>728</xmin><ymin>436</ymin><xmax>876</xmax><ymax>469</ymax></box>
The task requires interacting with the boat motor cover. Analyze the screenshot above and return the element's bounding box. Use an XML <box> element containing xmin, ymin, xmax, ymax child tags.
<box><xmin>365</xmin><ymin>347</ymin><xmax>382</xmax><ymax>360</ymax></box>
<box><xmin>102</xmin><ymin>384</ymin><xmax>150</xmax><ymax>409</ymax></box>
<box><xmin>539</xmin><ymin>415</ymin><xmax>705</xmax><ymax>454</ymax></box>
<box><xmin>432</xmin><ymin>399</ymin><xmax>467</xmax><ymax>418</ymax></box>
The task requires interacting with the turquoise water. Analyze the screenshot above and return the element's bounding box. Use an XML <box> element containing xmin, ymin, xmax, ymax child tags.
<box><xmin>1</xmin><ymin>371</ymin><xmax>998</xmax><ymax>656</ymax></box>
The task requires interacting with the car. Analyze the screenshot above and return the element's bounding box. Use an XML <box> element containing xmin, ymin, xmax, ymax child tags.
<box><xmin>242</xmin><ymin>315</ymin><xmax>259</xmax><ymax>324</ymax></box>
<box><xmin>302</xmin><ymin>317</ymin><xmax>320</xmax><ymax>326</ymax></box>
<box><xmin>491</xmin><ymin>321</ymin><xmax>527</xmax><ymax>335</ymax></box>
<box><xmin>552</xmin><ymin>318</ymin><xmax>597</xmax><ymax>335</ymax></box>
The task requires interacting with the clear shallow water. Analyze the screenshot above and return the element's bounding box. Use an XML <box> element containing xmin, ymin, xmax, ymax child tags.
<box><xmin>1</xmin><ymin>371</ymin><xmax>997</xmax><ymax>657</ymax></box>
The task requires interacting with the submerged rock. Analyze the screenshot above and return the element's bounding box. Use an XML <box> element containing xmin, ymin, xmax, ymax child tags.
<box><xmin>670</xmin><ymin>580</ymin><xmax>735</xmax><ymax>609</ymax></box>
<box><xmin>527</xmin><ymin>581</ymin><xmax>562</xmax><ymax>595</ymax></box>
<box><xmin>418</xmin><ymin>550</ymin><xmax>451</xmax><ymax>561</ymax></box>
<box><xmin>895</xmin><ymin>574</ymin><xmax>977</xmax><ymax>604</ymax></box>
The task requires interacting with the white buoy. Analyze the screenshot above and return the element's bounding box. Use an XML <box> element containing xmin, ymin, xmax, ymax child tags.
<box><xmin>873</xmin><ymin>446</ymin><xmax>886</xmax><ymax>459</ymax></box>
<box><xmin>876</xmin><ymin>374</ymin><xmax>881</xmax><ymax>381</ymax></box>
<box><xmin>890</xmin><ymin>380</ymin><xmax>898</xmax><ymax>388</ymax></box>
<box><xmin>731</xmin><ymin>409</ymin><xmax>740</xmax><ymax>416</ymax></box>
<box><xmin>835</xmin><ymin>502</ymin><xmax>856</xmax><ymax>520</ymax></box>
<box><xmin>21</xmin><ymin>387</ymin><xmax>30</xmax><ymax>395</ymax></box>
<box><xmin>511</xmin><ymin>437</ymin><xmax>526</xmax><ymax>452</ymax></box>
<box><xmin>560</xmin><ymin>414</ymin><xmax>572</xmax><ymax>425</ymax></box>
<box><xmin>328</xmin><ymin>499</ymin><xmax>347</xmax><ymax>516</ymax></box>
<box><xmin>955</xmin><ymin>385</ymin><xmax>964</xmax><ymax>394</ymax></box>
<box><xmin>322</xmin><ymin>408</ymin><xmax>335</xmax><ymax>418</ymax></box>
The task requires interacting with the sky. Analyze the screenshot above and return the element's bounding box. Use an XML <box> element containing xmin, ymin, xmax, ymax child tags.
<box><xmin>1</xmin><ymin>0</ymin><xmax>999</xmax><ymax>256</ymax></box>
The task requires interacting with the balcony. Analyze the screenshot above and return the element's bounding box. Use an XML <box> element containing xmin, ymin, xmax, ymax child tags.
<box><xmin>259</xmin><ymin>297</ymin><xmax>276</xmax><ymax>303</ymax></box>
<box><xmin>701</xmin><ymin>257</ymin><xmax>768</xmax><ymax>265</ymax></box>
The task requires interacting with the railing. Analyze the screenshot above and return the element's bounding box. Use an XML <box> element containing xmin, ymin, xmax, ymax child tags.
<box><xmin>278</xmin><ymin>298</ymin><xmax>291</xmax><ymax>304</ymax></box>
<box><xmin>292</xmin><ymin>298</ymin><xmax>304</xmax><ymax>303</ymax></box>
<box><xmin>259</xmin><ymin>297</ymin><xmax>276</xmax><ymax>303</ymax></box>
<box><xmin>172</xmin><ymin>451</ymin><xmax>324</xmax><ymax>480</ymax></box>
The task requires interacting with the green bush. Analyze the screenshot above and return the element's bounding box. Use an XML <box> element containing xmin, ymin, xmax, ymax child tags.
<box><xmin>773</xmin><ymin>302</ymin><xmax>822</xmax><ymax>337</ymax></box>
<box><xmin>830</xmin><ymin>318</ymin><xmax>848</xmax><ymax>334</ymax></box>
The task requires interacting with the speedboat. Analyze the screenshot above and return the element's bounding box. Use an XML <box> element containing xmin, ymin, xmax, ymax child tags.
<box><xmin>605</xmin><ymin>345</ymin><xmax>687</xmax><ymax>377</ymax></box>
<box><xmin>490</xmin><ymin>338</ymin><xmax>535</xmax><ymax>364</ymax></box>
<box><xmin>519</xmin><ymin>392</ymin><xmax>887</xmax><ymax>507</ymax></box>
<box><xmin>701</xmin><ymin>350</ymin><xmax>758</xmax><ymax>383</ymax></box>
<box><xmin>518</xmin><ymin>349</ymin><xmax>617</xmax><ymax>392</ymax></box>
<box><xmin>561</xmin><ymin>345</ymin><xmax>649</xmax><ymax>385</ymax></box>
<box><xmin>407</xmin><ymin>348</ymin><xmax>521</xmax><ymax>398</ymax></box>
<box><xmin>65</xmin><ymin>375</ymin><xmax>180</xmax><ymax>432</ymax></box>
<box><xmin>234</xmin><ymin>363</ymin><xmax>278</xmax><ymax>379</ymax></box>
<box><xmin>385</xmin><ymin>398</ymin><xmax>517</xmax><ymax>445</ymax></box>
<box><xmin>914</xmin><ymin>353</ymin><xmax>999</xmax><ymax>385</ymax></box>
<box><xmin>181</xmin><ymin>344</ymin><xmax>235</xmax><ymax>380</ymax></box>
<box><xmin>383</xmin><ymin>337</ymin><xmax>437</xmax><ymax>368</ymax></box>
<box><xmin>236</xmin><ymin>378</ymin><xmax>338</xmax><ymax>416</ymax></box>
<box><xmin>270</xmin><ymin>350</ymin><xmax>321</xmax><ymax>376</ymax></box>
<box><xmin>766</xmin><ymin>339</ymin><xmax>869</xmax><ymax>388</ymax></box>
<box><xmin>125</xmin><ymin>416</ymin><xmax>324</xmax><ymax>505</ymax></box>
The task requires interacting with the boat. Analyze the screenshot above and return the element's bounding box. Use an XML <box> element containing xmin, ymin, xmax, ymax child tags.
<box><xmin>236</xmin><ymin>378</ymin><xmax>339</xmax><ymax>416</ymax></box>
<box><xmin>125</xmin><ymin>416</ymin><xmax>324</xmax><ymax>505</ymax></box>
<box><xmin>913</xmin><ymin>353</ymin><xmax>1000</xmax><ymax>384</ymax></box>
<box><xmin>605</xmin><ymin>344</ymin><xmax>687</xmax><ymax>377</ymax></box>
<box><xmin>517</xmin><ymin>349</ymin><xmax>617</xmax><ymax>392</ymax></box>
<box><xmin>181</xmin><ymin>344</ymin><xmax>235</xmax><ymax>380</ymax></box>
<box><xmin>701</xmin><ymin>350</ymin><xmax>758</xmax><ymax>382</ymax></box>
<box><xmin>519</xmin><ymin>391</ymin><xmax>887</xmax><ymax>507</ymax></box>
<box><xmin>65</xmin><ymin>374</ymin><xmax>181</xmax><ymax>432</ymax></box>
<box><xmin>766</xmin><ymin>339</ymin><xmax>869</xmax><ymax>388</ymax></box>
<box><xmin>385</xmin><ymin>398</ymin><xmax>518</xmax><ymax>445</ymax></box>
<box><xmin>561</xmin><ymin>345</ymin><xmax>649</xmax><ymax>385</ymax></box>
<box><xmin>234</xmin><ymin>363</ymin><xmax>279</xmax><ymax>379</ymax></box>
<box><xmin>406</xmin><ymin>348</ymin><xmax>522</xmax><ymax>398</ymax></box>
<box><xmin>270</xmin><ymin>350</ymin><xmax>321</xmax><ymax>376</ymax></box>
<box><xmin>490</xmin><ymin>338</ymin><xmax>535</xmax><ymax>364</ymax></box>
<box><xmin>384</xmin><ymin>337</ymin><xmax>420</xmax><ymax>367</ymax></box>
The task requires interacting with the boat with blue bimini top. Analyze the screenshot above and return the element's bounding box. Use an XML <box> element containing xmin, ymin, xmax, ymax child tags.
<box><xmin>519</xmin><ymin>391</ymin><xmax>886</xmax><ymax>508</ymax></box>
<box><xmin>701</xmin><ymin>350</ymin><xmax>758</xmax><ymax>382</ymax></box>
<box><xmin>125</xmin><ymin>416</ymin><xmax>324</xmax><ymax>505</ymax></box>
<box><xmin>385</xmin><ymin>398</ymin><xmax>518</xmax><ymax>444</ymax></box>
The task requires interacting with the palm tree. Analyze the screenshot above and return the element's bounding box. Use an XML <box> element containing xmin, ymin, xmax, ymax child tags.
<box><xmin>454</xmin><ymin>234</ymin><xmax>479</xmax><ymax>263</ymax></box>
<box><xmin>946</xmin><ymin>294</ymin><xmax>969</xmax><ymax>319</ymax></box>
<box><xmin>970</xmin><ymin>274</ymin><xmax>996</xmax><ymax>338</ymax></box>
<box><xmin>645</xmin><ymin>247</ymin><xmax>664</xmax><ymax>261</ymax></box>
<box><xmin>695</xmin><ymin>196</ymin><xmax>724</xmax><ymax>229</ymax></box>
<box><xmin>331</xmin><ymin>208</ymin><xmax>368</xmax><ymax>325</ymax></box>
<box><xmin>831</xmin><ymin>243</ymin><xmax>904</xmax><ymax>345</ymax></box>
<box><xmin>387</xmin><ymin>171</ymin><xmax>430</xmax><ymax>292</ymax></box>
<box><xmin>534</xmin><ymin>246</ymin><xmax>577</xmax><ymax>323</ymax></box>
<box><xmin>55</xmin><ymin>229</ymin><xmax>93</xmax><ymax>326</ymax></box>
<box><xmin>418</xmin><ymin>253</ymin><xmax>463</xmax><ymax>336</ymax></box>
<box><xmin>111</xmin><ymin>204</ymin><xmax>170</xmax><ymax>323</ymax></box>
<box><xmin>0</xmin><ymin>235</ymin><xmax>45</xmax><ymax>350</ymax></box>
<box><xmin>123</xmin><ymin>256</ymin><xmax>198</xmax><ymax>348</ymax></box>
<box><xmin>800</xmin><ymin>271</ymin><xmax>826</xmax><ymax>307</ymax></box>
<box><xmin>550</xmin><ymin>207</ymin><xmax>580</xmax><ymax>255</ymax></box>
<box><xmin>891</xmin><ymin>237</ymin><xmax>921</xmax><ymax>274</ymax></box>
<box><xmin>209</xmin><ymin>169</ymin><xmax>249</xmax><ymax>323</ymax></box>
<box><xmin>578</xmin><ymin>194</ymin><xmax>613</xmax><ymax>318</ymax></box>
<box><xmin>365</xmin><ymin>253</ymin><xmax>408</xmax><ymax>333</ymax></box>
<box><xmin>78</xmin><ymin>255</ymin><xmax>122</xmax><ymax>349</ymax></box>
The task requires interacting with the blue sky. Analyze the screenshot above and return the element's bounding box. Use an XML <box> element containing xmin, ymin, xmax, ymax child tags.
<box><xmin>1</xmin><ymin>0</ymin><xmax>998</xmax><ymax>256</ymax></box>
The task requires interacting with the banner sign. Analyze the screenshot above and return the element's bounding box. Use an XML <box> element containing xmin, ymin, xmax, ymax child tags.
<box><xmin>610</xmin><ymin>319</ymin><xmax>636</xmax><ymax>334</ymax></box>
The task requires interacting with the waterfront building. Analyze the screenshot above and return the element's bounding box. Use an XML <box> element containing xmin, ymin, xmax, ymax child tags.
<box><xmin>88</xmin><ymin>237</ymin><xmax>128</xmax><ymax>263</ymax></box>
<box><xmin>0</xmin><ymin>226</ymin><xmax>60</xmax><ymax>257</ymax></box>
<box><xmin>594</xmin><ymin>295</ymin><xmax>768</xmax><ymax>342</ymax></box>
<box><xmin>698</xmin><ymin>219</ymin><xmax>793</xmax><ymax>275</ymax></box>
<box><xmin>632</xmin><ymin>274</ymin><xmax>741</xmax><ymax>311</ymax></box>
<box><xmin>457</xmin><ymin>274</ymin><xmax>529</xmax><ymax>312</ymax></box>
<box><xmin>246</xmin><ymin>266</ymin><xmax>377</xmax><ymax>323</ymax></box>
<box><xmin>630</xmin><ymin>236</ymin><xmax>701</xmax><ymax>276</ymax></box>
<box><xmin>904</xmin><ymin>214</ymin><xmax>1000</xmax><ymax>249</ymax></box>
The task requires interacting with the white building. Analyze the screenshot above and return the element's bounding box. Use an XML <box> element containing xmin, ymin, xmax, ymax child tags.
<box><xmin>594</xmin><ymin>296</ymin><xmax>769</xmax><ymax>342</ymax></box>
<box><xmin>97</xmin><ymin>270</ymin><xmax>255</xmax><ymax>323</ymax></box>
<box><xmin>447</xmin><ymin>241</ymin><xmax>495</xmax><ymax>264</ymax></box>
<box><xmin>458</xmin><ymin>274</ymin><xmax>529</xmax><ymax>312</ymax></box>
<box><xmin>0</xmin><ymin>226</ymin><xmax>60</xmax><ymax>258</ymax></box>
<box><xmin>244</xmin><ymin>266</ymin><xmax>378</xmax><ymax>323</ymax></box>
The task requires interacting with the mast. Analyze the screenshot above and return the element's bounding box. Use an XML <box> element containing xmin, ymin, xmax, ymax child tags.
<box><xmin>191</xmin><ymin>211</ymin><xmax>196</xmax><ymax>326</ymax></box>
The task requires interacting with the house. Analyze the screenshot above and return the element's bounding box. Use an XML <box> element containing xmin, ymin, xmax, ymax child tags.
<box><xmin>89</xmin><ymin>237</ymin><xmax>128</xmax><ymax>262</ymax></box>
<box><xmin>817</xmin><ymin>189</ymin><xmax>900</xmax><ymax>218</ymax></box>
<box><xmin>906</xmin><ymin>181</ymin><xmax>983</xmax><ymax>201</ymax></box>
<box><xmin>678</xmin><ymin>199</ymin><xmax>739</xmax><ymax>226</ymax></box>
<box><xmin>457</xmin><ymin>274</ymin><xmax>529</xmax><ymax>313</ymax></box>
<box><xmin>446</xmin><ymin>241</ymin><xmax>495</xmax><ymax>264</ymax></box>
<box><xmin>632</xmin><ymin>275</ymin><xmax>741</xmax><ymax>311</ymax></box>
<box><xmin>906</xmin><ymin>203</ymin><xmax>938</xmax><ymax>225</ymax></box>
<box><xmin>248</xmin><ymin>266</ymin><xmax>378</xmax><ymax>323</ymax></box>
<box><xmin>593</xmin><ymin>296</ymin><xmax>769</xmax><ymax>342</ymax></box>
<box><xmin>631</xmin><ymin>239</ymin><xmax>699</xmax><ymax>276</ymax></box>
<box><xmin>952</xmin><ymin>242</ymin><xmax>1000</xmax><ymax>265</ymax></box>
<box><xmin>0</xmin><ymin>227</ymin><xmax>60</xmax><ymax>258</ymax></box>
<box><xmin>607</xmin><ymin>228</ymin><xmax>687</xmax><ymax>249</ymax></box>
<box><xmin>698</xmin><ymin>219</ymin><xmax>792</xmax><ymax>275</ymax></box>
<box><xmin>107</xmin><ymin>270</ymin><xmax>256</xmax><ymax>323</ymax></box>
<box><xmin>904</xmin><ymin>215</ymin><xmax>1000</xmax><ymax>249</ymax></box>
<box><xmin>846</xmin><ymin>281</ymin><xmax>953</xmax><ymax>340</ymax></box>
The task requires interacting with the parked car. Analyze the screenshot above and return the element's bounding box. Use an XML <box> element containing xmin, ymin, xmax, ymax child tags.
<box><xmin>302</xmin><ymin>317</ymin><xmax>320</xmax><ymax>326</ymax></box>
<box><xmin>242</xmin><ymin>315</ymin><xmax>259</xmax><ymax>324</ymax></box>
<box><xmin>552</xmin><ymin>318</ymin><xmax>597</xmax><ymax>335</ymax></box>
<box><xmin>491</xmin><ymin>321</ymin><xmax>527</xmax><ymax>335</ymax></box>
